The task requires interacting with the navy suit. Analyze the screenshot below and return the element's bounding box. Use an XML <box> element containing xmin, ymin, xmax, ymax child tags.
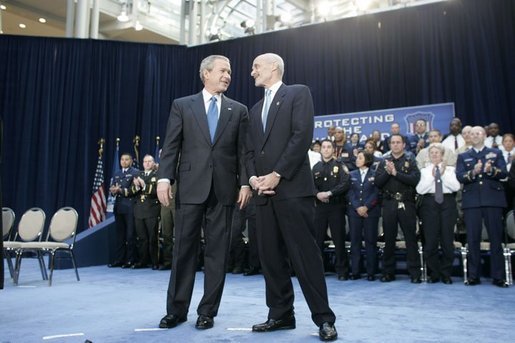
<box><xmin>158</xmin><ymin>91</ymin><xmax>248</xmax><ymax>318</ymax></box>
<box><xmin>456</xmin><ymin>147</ymin><xmax>507</xmax><ymax>280</ymax></box>
<box><xmin>347</xmin><ymin>168</ymin><xmax>381</xmax><ymax>277</ymax></box>
<box><xmin>246</xmin><ymin>83</ymin><xmax>335</xmax><ymax>326</ymax></box>
<box><xmin>111</xmin><ymin>166</ymin><xmax>140</xmax><ymax>264</ymax></box>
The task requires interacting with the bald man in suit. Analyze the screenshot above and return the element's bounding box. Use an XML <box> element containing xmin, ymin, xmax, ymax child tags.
<box><xmin>157</xmin><ymin>55</ymin><xmax>251</xmax><ymax>330</ymax></box>
<box><xmin>246</xmin><ymin>53</ymin><xmax>337</xmax><ymax>341</ymax></box>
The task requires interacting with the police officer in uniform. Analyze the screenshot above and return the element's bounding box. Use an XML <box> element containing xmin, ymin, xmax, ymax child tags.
<box><xmin>131</xmin><ymin>155</ymin><xmax>161</xmax><ymax>269</ymax></box>
<box><xmin>375</xmin><ymin>134</ymin><xmax>422</xmax><ymax>283</ymax></box>
<box><xmin>456</xmin><ymin>126</ymin><xmax>509</xmax><ymax>287</ymax></box>
<box><xmin>312</xmin><ymin>139</ymin><xmax>350</xmax><ymax>280</ymax></box>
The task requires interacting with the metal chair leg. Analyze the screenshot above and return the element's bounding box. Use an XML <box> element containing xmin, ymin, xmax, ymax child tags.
<box><xmin>4</xmin><ymin>250</ymin><xmax>15</xmax><ymax>279</ymax></box>
<box><xmin>418</xmin><ymin>244</ymin><xmax>427</xmax><ymax>282</ymax></box>
<box><xmin>48</xmin><ymin>252</ymin><xmax>55</xmax><ymax>286</ymax></box>
<box><xmin>37</xmin><ymin>250</ymin><xmax>48</xmax><ymax>280</ymax></box>
<box><xmin>70</xmin><ymin>251</ymin><xmax>80</xmax><ymax>282</ymax></box>
<box><xmin>503</xmin><ymin>248</ymin><xmax>512</xmax><ymax>286</ymax></box>
<box><xmin>461</xmin><ymin>246</ymin><xmax>468</xmax><ymax>283</ymax></box>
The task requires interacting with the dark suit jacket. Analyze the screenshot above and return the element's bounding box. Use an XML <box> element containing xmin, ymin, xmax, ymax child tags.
<box><xmin>158</xmin><ymin>92</ymin><xmax>248</xmax><ymax>206</ymax></box>
<box><xmin>246</xmin><ymin>84</ymin><xmax>316</xmax><ymax>204</ymax></box>
<box><xmin>456</xmin><ymin>147</ymin><xmax>507</xmax><ymax>209</ymax></box>
<box><xmin>111</xmin><ymin>167</ymin><xmax>140</xmax><ymax>214</ymax></box>
<box><xmin>347</xmin><ymin>169</ymin><xmax>381</xmax><ymax>217</ymax></box>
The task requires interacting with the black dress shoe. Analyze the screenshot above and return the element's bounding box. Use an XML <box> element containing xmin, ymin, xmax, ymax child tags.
<box><xmin>441</xmin><ymin>277</ymin><xmax>453</xmax><ymax>284</ymax></box>
<box><xmin>131</xmin><ymin>262</ymin><xmax>148</xmax><ymax>269</ymax></box>
<box><xmin>159</xmin><ymin>314</ymin><xmax>187</xmax><ymax>328</ymax></box>
<box><xmin>319</xmin><ymin>322</ymin><xmax>338</xmax><ymax>341</ymax></box>
<box><xmin>380</xmin><ymin>274</ymin><xmax>395</xmax><ymax>282</ymax></box>
<box><xmin>108</xmin><ymin>261</ymin><xmax>123</xmax><ymax>268</ymax></box>
<box><xmin>159</xmin><ymin>263</ymin><xmax>172</xmax><ymax>271</ymax></box>
<box><xmin>349</xmin><ymin>274</ymin><xmax>361</xmax><ymax>280</ymax></box>
<box><xmin>337</xmin><ymin>274</ymin><xmax>349</xmax><ymax>281</ymax></box>
<box><xmin>244</xmin><ymin>267</ymin><xmax>260</xmax><ymax>276</ymax></box>
<box><xmin>410</xmin><ymin>276</ymin><xmax>422</xmax><ymax>284</ymax></box>
<box><xmin>367</xmin><ymin>275</ymin><xmax>376</xmax><ymax>281</ymax></box>
<box><xmin>252</xmin><ymin>315</ymin><xmax>296</xmax><ymax>332</ymax></box>
<box><xmin>121</xmin><ymin>262</ymin><xmax>134</xmax><ymax>269</ymax></box>
<box><xmin>492</xmin><ymin>279</ymin><xmax>509</xmax><ymax>288</ymax></box>
<box><xmin>427</xmin><ymin>277</ymin><xmax>440</xmax><ymax>284</ymax></box>
<box><xmin>195</xmin><ymin>315</ymin><xmax>214</xmax><ymax>329</ymax></box>
<box><xmin>465</xmin><ymin>278</ymin><xmax>481</xmax><ymax>286</ymax></box>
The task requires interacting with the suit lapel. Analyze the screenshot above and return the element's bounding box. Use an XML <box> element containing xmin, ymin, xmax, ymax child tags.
<box><xmin>212</xmin><ymin>95</ymin><xmax>232</xmax><ymax>145</ymax></box>
<box><xmin>190</xmin><ymin>92</ymin><xmax>212</xmax><ymax>145</ymax></box>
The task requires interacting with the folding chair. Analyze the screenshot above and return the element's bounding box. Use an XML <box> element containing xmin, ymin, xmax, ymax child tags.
<box><xmin>4</xmin><ymin>207</ymin><xmax>47</xmax><ymax>284</ymax></box>
<box><xmin>17</xmin><ymin>207</ymin><xmax>79</xmax><ymax>286</ymax></box>
<box><xmin>2</xmin><ymin>207</ymin><xmax>16</xmax><ymax>278</ymax></box>
<box><xmin>504</xmin><ymin>210</ymin><xmax>515</xmax><ymax>285</ymax></box>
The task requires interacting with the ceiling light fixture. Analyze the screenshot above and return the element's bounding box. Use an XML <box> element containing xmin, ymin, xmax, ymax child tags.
<box><xmin>117</xmin><ymin>2</ymin><xmax>130</xmax><ymax>23</ymax></box>
<box><xmin>19</xmin><ymin>23</ymin><xmax>26</xmax><ymax>29</ymax></box>
<box><xmin>38</xmin><ymin>18</ymin><xmax>47</xmax><ymax>24</ymax></box>
<box><xmin>134</xmin><ymin>20</ymin><xmax>143</xmax><ymax>31</ymax></box>
<box><xmin>0</xmin><ymin>5</ymin><xmax>6</xmax><ymax>10</ymax></box>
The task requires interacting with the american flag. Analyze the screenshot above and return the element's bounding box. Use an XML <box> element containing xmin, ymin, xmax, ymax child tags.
<box><xmin>88</xmin><ymin>155</ymin><xmax>107</xmax><ymax>227</ymax></box>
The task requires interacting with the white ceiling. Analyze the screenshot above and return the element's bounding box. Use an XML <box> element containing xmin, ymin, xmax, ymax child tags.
<box><xmin>0</xmin><ymin>0</ymin><xmax>447</xmax><ymax>46</ymax></box>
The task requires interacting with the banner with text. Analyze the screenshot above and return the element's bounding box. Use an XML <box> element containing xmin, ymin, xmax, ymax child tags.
<box><xmin>313</xmin><ymin>103</ymin><xmax>455</xmax><ymax>142</ymax></box>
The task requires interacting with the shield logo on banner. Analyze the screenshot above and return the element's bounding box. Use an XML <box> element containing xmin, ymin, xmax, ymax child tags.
<box><xmin>404</xmin><ymin>111</ymin><xmax>435</xmax><ymax>134</ymax></box>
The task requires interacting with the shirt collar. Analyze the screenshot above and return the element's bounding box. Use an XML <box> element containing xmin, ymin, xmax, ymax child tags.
<box><xmin>264</xmin><ymin>81</ymin><xmax>283</xmax><ymax>98</ymax></box>
<box><xmin>202</xmin><ymin>89</ymin><xmax>221</xmax><ymax>104</ymax></box>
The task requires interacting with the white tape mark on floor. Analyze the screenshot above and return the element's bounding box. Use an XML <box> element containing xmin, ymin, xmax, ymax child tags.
<box><xmin>134</xmin><ymin>328</ymin><xmax>168</xmax><ymax>332</ymax></box>
<box><xmin>226</xmin><ymin>328</ymin><xmax>253</xmax><ymax>331</ymax></box>
<box><xmin>43</xmin><ymin>333</ymin><xmax>85</xmax><ymax>340</ymax></box>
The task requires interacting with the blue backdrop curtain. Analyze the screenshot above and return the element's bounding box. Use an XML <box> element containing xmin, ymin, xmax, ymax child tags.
<box><xmin>1</xmin><ymin>0</ymin><xmax>513</xmax><ymax>231</ymax></box>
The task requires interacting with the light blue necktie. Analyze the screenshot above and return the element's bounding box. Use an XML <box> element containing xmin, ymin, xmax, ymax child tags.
<box><xmin>261</xmin><ymin>89</ymin><xmax>272</xmax><ymax>131</ymax></box>
<box><xmin>207</xmin><ymin>96</ymin><xmax>218</xmax><ymax>142</ymax></box>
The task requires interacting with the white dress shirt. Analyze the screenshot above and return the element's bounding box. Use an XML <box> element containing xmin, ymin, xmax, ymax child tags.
<box><xmin>441</xmin><ymin>134</ymin><xmax>465</xmax><ymax>151</ymax></box>
<box><xmin>485</xmin><ymin>135</ymin><xmax>503</xmax><ymax>148</ymax></box>
<box><xmin>416</xmin><ymin>163</ymin><xmax>461</xmax><ymax>195</ymax></box>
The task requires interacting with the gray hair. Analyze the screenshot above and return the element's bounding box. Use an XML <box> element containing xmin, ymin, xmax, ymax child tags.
<box><xmin>428</xmin><ymin>143</ymin><xmax>445</xmax><ymax>156</ymax></box>
<box><xmin>199</xmin><ymin>55</ymin><xmax>230</xmax><ymax>83</ymax></box>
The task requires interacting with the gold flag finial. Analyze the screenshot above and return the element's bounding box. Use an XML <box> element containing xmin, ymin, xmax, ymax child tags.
<box><xmin>98</xmin><ymin>138</ymin><xmax>105</xmax><ymax>157</ymax></box>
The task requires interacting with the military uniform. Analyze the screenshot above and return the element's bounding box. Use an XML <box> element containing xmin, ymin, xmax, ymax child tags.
<box><xmin>111</xmin><ymin>167</ymin><xmax>139</xmax><ymax>265</ymax></box>
<box><xmin>408</xmin><ymin>133</ymin><xmax>430</xmax><ymax>154</ymax></box>
<box><xmin>456</xmin><ymin>147</ymin><xmax>507</xmax><ymax>282</ymax></box>
<box><xmin>375</xmin><ymin>152</ymin><xmax>421</xmax><ymax>281</ymax></box>
<box><xmin>130</xmin><ymin>169</ymin><xmax>161</xmax><ymax>268</ymax></box>
<box><xmin>312</xmin><ymin>158</ymin><xmax>350</xmax><ymax>278</ymax></box>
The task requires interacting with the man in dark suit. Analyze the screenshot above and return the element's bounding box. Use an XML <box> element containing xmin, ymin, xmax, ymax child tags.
<box><xmin>130</xmin><ymin>154</ymin><xmax>161</xmax><ymax>270</ymax></box>
<box><xmin>109</xmin><ymin>153</ymin><xmax>139</xmax><ymax>268</ymax></box>
<box><xmin>246</xmin><ymin>53</ymin><xmax>337</xmax><ymax>341</ymax></box>
<box><xmin>456</xmin><ymin>126</ymin><xmax>509</xmax><ymax>287</ymax></box>
<box><xmin>156</xmin><ymin>55</ymin><xmax>251</xmax><ymax>330</ymax></box>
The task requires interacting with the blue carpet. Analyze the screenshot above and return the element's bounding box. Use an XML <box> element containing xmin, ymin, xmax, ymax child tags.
<box><xmin>1</xmin><ymin>259</ymin><xmax>514</xmax><ymax>342</ymax></box>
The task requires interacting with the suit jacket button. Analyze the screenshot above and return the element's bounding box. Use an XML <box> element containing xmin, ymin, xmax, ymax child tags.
<box><xmin>260</xmin><ymin>151</ymin><xmax>265</xmax><ymax>155</ymax></box>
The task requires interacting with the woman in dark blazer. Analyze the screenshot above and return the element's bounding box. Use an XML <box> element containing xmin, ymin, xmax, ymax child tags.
<box><xmin>347</xmin><ymin>151</ymin><xmax>381</xmax><ymax>280</ymax></box>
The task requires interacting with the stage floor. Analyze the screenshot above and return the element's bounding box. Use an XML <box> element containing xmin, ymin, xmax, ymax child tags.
<box><xmin>2</xmin><ymin>260</ymin><xmax>514</xmax><ymax>342</ymax></box>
